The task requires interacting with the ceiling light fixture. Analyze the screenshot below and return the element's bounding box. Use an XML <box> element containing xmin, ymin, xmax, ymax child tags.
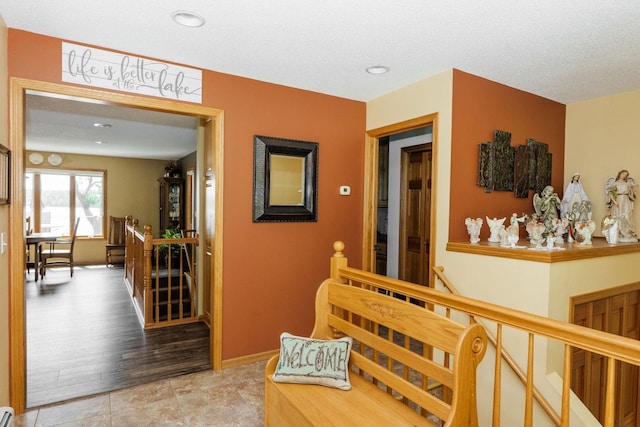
<box><xmin>171</xmin><ymin>10</ymin><xmax>205</xmax><ymax>28</ymax></box>
<box><xmin>366</xmin><ymin>65</ymin><xmax>390</xmax><ymax>75</ymax></box>
<box><xmin>93</xmin><ymin>123</ymin><xmax>112</xmax><ymax>128</ymax></box>
<box><xmin>95</xmin><ymin>141</ymin><xmax>105</xmax><ymax>145</ymax></box>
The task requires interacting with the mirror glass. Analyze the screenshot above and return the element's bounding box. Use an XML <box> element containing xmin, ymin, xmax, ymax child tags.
<box><xmin>269</xmin><ymin>154</ymin><xmax>305</xmax><ymax>206</ymax></box>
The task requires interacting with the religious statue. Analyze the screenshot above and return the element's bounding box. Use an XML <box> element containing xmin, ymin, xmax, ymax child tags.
<box><xmin>465</xmin><ymin>217</ymin><xmax>483</xmax><ymax>244</ymax></box>
<box><xmin>533</xmin><ymin>185</ymin><xmax>561</xmax><ymax>236</ymax></box>
<box><xmin>561</xmin><ymin>173</ymin><xmax>591</xmax><ymax>221</ymax></box>
<box><xmin>486</xmin><ymin>217</ymin><xmax>506</xmax><ymax>243</ymax></box>
<box><xmin>605</xmin><ymin>170</ymin><xmax>638</xmax><ymax>242</ymax></box>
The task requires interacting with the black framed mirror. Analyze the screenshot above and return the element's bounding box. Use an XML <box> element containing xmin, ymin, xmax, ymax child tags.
<box><xmin>253</xmin><ymin>135</ymin><xmax>318</xmax><ymax>222</ymax></box>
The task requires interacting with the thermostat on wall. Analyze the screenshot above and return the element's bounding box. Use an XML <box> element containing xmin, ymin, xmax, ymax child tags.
<box><xmin>339</xmin><ymin>186</ymin><xmax>351</xmax><ymax>196</ymax></box>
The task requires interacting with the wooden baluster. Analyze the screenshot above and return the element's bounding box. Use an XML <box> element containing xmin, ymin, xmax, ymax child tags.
<box><xmin>167</xmin><ymin>243</ymin><xmax>172</xmax><ymax>321</ymax></box>
<box><xmin>604</xmin><ymin>357</ymin><xmax>616</xmax><ymax>427</ymax></box>
<box><xmin>178</xmin><ymin>242</ymin><xmax>183</xmax><ymax>319</ymax></box>
<box><xmin>142</xmin><ymin>225</ymin><xmax>154</xmax><ymax>327</ymax></box>
<box><xmin>492</xmin><ymin>324</ymin><xmax>502</xmax><ymax>427</ymax></box>
<box><xmin>561</xmin><ymin>344</ymin><xmax>571</xmax><ymax>426</ymax></box>
<box><xmin>525</xmin><ymin>333</ymin><xmax>534</xmax><ymax>427</ymax></box>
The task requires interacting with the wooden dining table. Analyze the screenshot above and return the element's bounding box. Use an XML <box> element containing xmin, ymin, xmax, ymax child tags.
<box><xmin>26</xmin><ymin>232</ymin><xmax>62</xmax><ymax>281</ymax></box>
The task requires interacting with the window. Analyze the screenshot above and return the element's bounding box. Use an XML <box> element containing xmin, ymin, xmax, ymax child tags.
<box><xmin>25</xmin><ymin>168</ymin><xmax>105</xmax><ymax>237</ymax></box>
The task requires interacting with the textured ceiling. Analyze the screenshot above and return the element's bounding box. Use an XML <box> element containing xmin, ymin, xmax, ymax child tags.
<box><xmin>2</xmin><ymin>1</ymin><xmax>640</xmax><ymax>159</ymax></box>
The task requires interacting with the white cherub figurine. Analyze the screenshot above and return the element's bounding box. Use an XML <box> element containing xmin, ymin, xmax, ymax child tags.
<box><xmin>601</xmin><ymin>215</ymin><xmax>619</xmax><ymax>245</ymax></box>
<box><xmin>486</xmin><ymin>216</ymin><xmax>506</xmax><ymax>243</ymax></box>
<box><xmin>552</xmin><ymin>217</ymin><xmax>569</xmax><ymax>244</ymax></box>
<box><xmin>526</xmin><ymin>216</ymin><xmax>546</xmax><ymax>247</ymax></box>
<box><xmin>465</xmin><ymin>217</ymin><xmax>483</xmax><ymax>244</ymax></box>
<box><xmin>546</xmin><ymin>232</ymin><xmax>555</xmax><ymax>250</ymax></box>
<box><xmin>575</xmin><ymin>220</ymin><xmax>596</xmax><ymax>245</ymax></box>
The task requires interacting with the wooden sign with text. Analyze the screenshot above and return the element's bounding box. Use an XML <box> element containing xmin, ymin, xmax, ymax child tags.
<box><xmin>62</xmin><ymin>42</ymin><xmax>202</xmax><ymax>103</ymax></box>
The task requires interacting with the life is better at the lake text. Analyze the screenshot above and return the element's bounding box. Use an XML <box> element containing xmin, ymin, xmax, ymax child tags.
<box><xmin>62</xmin><ymin>42</ymin><xmax>202</xmax><ymax>103</ymax></box>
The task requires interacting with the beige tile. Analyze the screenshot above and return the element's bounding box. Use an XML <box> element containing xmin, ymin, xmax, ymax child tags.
<box><xmin>48</xmin><ymin>414</ymin><xmax>111</xmax><ymax>427</ymax></box>
<box><xmin>35</xmin><ymin>395</ymin><xmax>110</xmax><ymax>427</ymax></box>
<box><xmin>14</xmin><ymin>409</ymin><xmax>38</xmax><ymax>427</ymax></box>
<box><xmin>19</xmin><ymin>360</ymin><xmax>268</xmax><ymax>427</ymax></box>
<box><xmin>109</xmin><ymin>378</ymin><xmax>176</xmax><ymax>411</ymax></box>
<box><xmin>110</xmin><ymin>403</ymin><xmax>188</xmax><ymax>427</ymax></box>
<box><xmin>176</xmin><ymin>388</ymin><xmax>258</xmax><ymax>427</ymax></box>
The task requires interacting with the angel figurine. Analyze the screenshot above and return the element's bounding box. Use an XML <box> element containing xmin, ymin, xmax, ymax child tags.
<box><xmin>465</xmin><ymin>217</ymin><xmax>483</xmax><ymax>244</ymax></box>
<box><xmin>605</xmin><ymin>170</ymin><xmax>638</xmax><ymax>242</ymax></box>
<box><xmin>601</xmin><ymin>215</ymin><xmax>619</xmax><ymax>245</ymax></box>
<box><xmin>575</xmin><ymin>220</ymin><xmax>596</xmax><ymax>245</ymax></box>
<box><xmin>526</xmin><ymin>216</ymin><xmax>546</xmax><ymax>248</ymax></box>
<box><xmin>486</xmin><ymin>216</ymin><xmax>506</xmax><ymax>243</ymax></box>
<box><xmin>533</xmin><ymin>185</ymin><xmax>561</xmax><ymax>235</ymax></box>
<box><xmin>551</xmin><ymin>217</ymin><xmax>569</xmax><ymax>243</ymax></box>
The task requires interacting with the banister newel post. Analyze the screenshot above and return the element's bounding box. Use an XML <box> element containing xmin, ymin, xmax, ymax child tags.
<box><xmin>331</xmin><ymin>241</ymin><xmax>348</xmax><ymax>283</ymax></box>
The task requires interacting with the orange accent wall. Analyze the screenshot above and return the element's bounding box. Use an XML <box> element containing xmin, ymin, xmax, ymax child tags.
<box><xmin>450</xmin><ymin>69</ymin><xmax>566</xmax><ymax>242</ymax></box>
<box><xmin>9</xmin><ymin>30</ymin><xmax>365</xmax><ymax>360</ymax></box>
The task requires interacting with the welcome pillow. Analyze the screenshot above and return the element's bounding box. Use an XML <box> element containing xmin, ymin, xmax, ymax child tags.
<box><xmin>272</xmin><ymin>332</ymin><xmax>353</xmax><ymax>390</ymax></box>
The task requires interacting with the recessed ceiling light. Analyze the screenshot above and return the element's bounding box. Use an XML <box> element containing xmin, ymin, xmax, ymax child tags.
<box><xmin>366</xmin><ymin>65</ymin><xmax>390</xmax><ymax>75</ymax></box>
<box><xmin>172</xmin><ymin>10</ymin><xmax>205</xmax><ymax>28</ymax></box>
<box><xmin>95</xmin><ymin>141</ymin><xmax>105</xmax><ymax>145</ymax></box>
<box><xmin>93</xmin><ymin>123</ymin><xmax>112</xmax><ymax>128</ymax></box>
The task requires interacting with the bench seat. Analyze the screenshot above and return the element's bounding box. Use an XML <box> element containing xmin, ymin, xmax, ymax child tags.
<box><xmin>265</xmin><ymin>355</ymin><xmax>436</xmax><ymax>426</ymax></box>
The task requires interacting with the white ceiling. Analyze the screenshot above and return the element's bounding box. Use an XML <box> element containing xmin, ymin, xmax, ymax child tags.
<box><xmin>2</xmin><ymin>1</ymin><xmax>640</xmax><ymax>159</ymax></box>
<box><xmin>26</xmin><ymin>92</ymin><xmax>198</xmax><ymax>161</ymax></box>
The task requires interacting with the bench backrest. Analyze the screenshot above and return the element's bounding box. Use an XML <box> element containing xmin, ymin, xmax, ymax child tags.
<box><xmin>311</xmin><ymin>280</ymin><xmax>488</xmax><ymax>426</ymax></box>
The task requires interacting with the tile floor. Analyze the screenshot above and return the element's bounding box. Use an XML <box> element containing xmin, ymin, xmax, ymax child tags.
<box><xmin>14</xmin><ymin>360</ymin><xmax>267</xmax><ymax>427</ymax></box>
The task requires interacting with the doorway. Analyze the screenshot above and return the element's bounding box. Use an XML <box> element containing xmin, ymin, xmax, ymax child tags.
<box><xmin>9</xmin><ymin>78</ymin><xmax>225</xmax><ymax>413</ymax></box>
<box><xmin>364</xmin><ymin>115</ymin><xmax>437</xmax><ymax>286</ymax></box>
<box><xmin>372</xmin><ymin>123</ymin><xmax>433</xmax><ymax>284</ymax></box>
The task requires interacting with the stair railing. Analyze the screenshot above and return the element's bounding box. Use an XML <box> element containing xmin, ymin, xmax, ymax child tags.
<box><xmin>328</xmin><ymin>241</ymin><xmax>640</xmax><ymax>427</ymax></box>
<box><xmin>435</xmin><ymin>266</ymin><xmax>560</xmax><ymax>425</ymax></box>
<box><xmin>124</xmin><ymin>219</ymin><xmax>199</xmax><ymax>329</ymax></box>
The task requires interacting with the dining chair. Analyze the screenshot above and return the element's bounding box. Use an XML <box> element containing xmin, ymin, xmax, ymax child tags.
<box><xmin>105</xmin><ymin>216</ymin><xmax>126</xmax><ymax>267</ymax></box>
<box><xmin>38</xmin><ymin>218</ymin><xmax>81</xmax><ymax>279</ymax></box>
<box><xmin>25</xmin><ymin>216</ymin><xmax>32</xmax><ymax>274</ymax></box>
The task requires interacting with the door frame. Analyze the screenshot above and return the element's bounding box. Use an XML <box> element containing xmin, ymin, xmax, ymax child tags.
<box><xmin>362</xmin><ymin>114</ymin><xmax>438</xmax><ymax>286</ymax></box>
<box><xmin>8</xmin><ymin>77</ymin><xmax>225</xmax><ymax>413</ymax></box>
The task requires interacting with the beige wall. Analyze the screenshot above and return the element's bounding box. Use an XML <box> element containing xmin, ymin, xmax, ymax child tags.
<box><xmin>0</xmin><ymin>14</ymin><xmax>9</xmax><ymax>406</ymax></box>
<box><xmin>26</xmin><ymin>151</ymin><xmax>168</xmax><ymax>264</ymax></box>
<box><xmin>565</xmin><ymin>89</ymin><xmax>640</xmax><ymax>236</ymax></box>
<box><xmin>367</xmin><ymin>69</ymin><xmax>454</xmax><ymax>274</ymax></box>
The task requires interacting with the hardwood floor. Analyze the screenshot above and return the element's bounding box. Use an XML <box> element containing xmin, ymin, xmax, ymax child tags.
<box><xmin>26</xmin><ymin>264</ymin><xmax>210</xmax><ymax>408</ymax></box>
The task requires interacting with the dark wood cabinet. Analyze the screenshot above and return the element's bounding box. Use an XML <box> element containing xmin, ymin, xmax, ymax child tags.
<box><xmin>378</xmin><ymin>138</ymin><xmax>389</xmax><ymax>207</ymax></box>
<box><xmin>158</xmin><ymin>177</ymin><xmax>183</xmax><ymax>231</ymax></box>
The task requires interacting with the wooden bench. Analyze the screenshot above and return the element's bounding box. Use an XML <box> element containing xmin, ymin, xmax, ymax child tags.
<box><xmin>265</xmin><ymin>264</ymin><xmax>488</xmax><ymax>426</ymax></box>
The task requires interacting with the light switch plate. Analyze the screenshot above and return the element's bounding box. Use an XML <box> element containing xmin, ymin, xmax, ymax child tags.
<box><xmin>339</xmin><ymin>186</ymin><xmax>351</xmax><ymax>196</ymax></box>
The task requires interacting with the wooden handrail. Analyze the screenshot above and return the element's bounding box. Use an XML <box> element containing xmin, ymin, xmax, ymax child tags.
<box><xmin>336</xmin><ymin>265</ymin><xmax>640</xmax><ymax>364</ymax></box>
